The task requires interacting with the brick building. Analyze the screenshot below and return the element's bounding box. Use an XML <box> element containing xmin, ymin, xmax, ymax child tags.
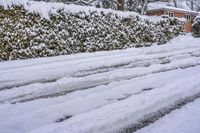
<box><xmin>146</xmin><ymin>6</ymin><xmax>199</xmax><ymax>32</ymax></box>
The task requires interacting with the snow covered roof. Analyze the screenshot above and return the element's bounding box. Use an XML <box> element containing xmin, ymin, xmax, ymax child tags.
<box><xmin>148</xmin><ymin>1</ymin><xmax>190</xmax><ymax>10</ymax></box>
<box><xmin>148</xmin><ymin>1</ymin><xmax>199</xmax><ymax>15</ymax></box>
<box><xmin>149</xmin><ymin>6</ymin><xmax>199</xmax><ymax>15</ymax></box>
<box><xmin>164</xmin><ymin>6</ymin><xmax>199</xmax><ymax>14</ymax></box>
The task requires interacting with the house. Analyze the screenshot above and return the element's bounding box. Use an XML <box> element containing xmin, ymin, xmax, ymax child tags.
<box><xmin>146</xmin><ymin>6</ymin><xmax>199</xmax><ymax>32</ymax></box>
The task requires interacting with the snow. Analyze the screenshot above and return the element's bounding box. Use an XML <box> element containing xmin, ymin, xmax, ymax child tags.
<box><xmin>148</xmin><ymin>1</ymin><xmax>199</xmax><ymax>14</ymax></box>
<box><xmin>151</xmin><ymin>6</ymin><xmax>199</xmax><ymax>14</ymax></box>
<box><xmin>136</xmin><ymin>99</ymin><xmax>200</xmax><ymax>133</ymax></box>
<box><xmin>0</xmin><ymin>0</ymin><xmax>159</xmax><ymax>21</ymax></box>
<box><xmin>0</xmin><ymin>34</ymin><xmax>200</xmax><ymax>133</ymax></box>
<box><xmin>148</xmin><ymin>0</ymin><xmax>189</xmax><ymax>10</ymax></box>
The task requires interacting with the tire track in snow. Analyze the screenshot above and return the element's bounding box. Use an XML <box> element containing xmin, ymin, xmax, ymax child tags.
<box><xmin>0</xmin><ymin>78</ymin><xmax>60</xmax><ymax>91</ymax></box>
<box><xmin>55</xmin><ymin>87</ymin><xmax>155</xmax><ymax>123</ymax></box>
<box><xmin>120</xmin><ymin>93</ymin><xmax>200</xmax><ymax>133</ymax></box>
<box><xmin>1</xmin><ymin>64</ymin><xmax>200</xmax><ymax>133</ymax></box>
<box><xmin>71</xmin><ymin>51</ymin><xmax>198</xmax><ymax>77</ymax></box>
<box><xmin>55</xmin><ymin>89</ymin><xmax>200</xmax><ymax>127</ymax></box>
<box><xmin>1</xmin><ymin>56</ymin><xmax>199</xmax><ymax>103</ymax></box>
<box><xmin>4</xmin><ymin>59</ymin><xmax>200</xmax><ymax>104</ymax></box>
<box><xmin>1</xmin><ymin>43</ymin><xmax>199</xmax><ymax>71</ymax></box>
<box><xmin>20</xmin><ymin>70</ymin><xmax>200</xmax><ymax>133</ymax></box>
<box><xmin>1</xmin><ymin>49</ymin><xmax>200</xmax><ymax>91</ymax></box>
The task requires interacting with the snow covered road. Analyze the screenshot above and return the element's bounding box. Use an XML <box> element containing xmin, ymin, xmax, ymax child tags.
<box><xmin>136</xmin><ymin>98</ymin><xmax>200</xmax><ymax>133</ymax></box>
<box><xmin>0</xmin><ymin>34</ymin><xmax>200</xmax><ymax>133</ymax></box>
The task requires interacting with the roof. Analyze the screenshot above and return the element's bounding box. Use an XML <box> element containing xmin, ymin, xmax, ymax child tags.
<box><xmin>148</xmin><ymin>6</ymin><xmax>199</xmax><ymax>15</ymax></box>
<box><xmin>147</xmin><ymin>1</ymin><xmax>199</xmax><ymax>15</ymax></box>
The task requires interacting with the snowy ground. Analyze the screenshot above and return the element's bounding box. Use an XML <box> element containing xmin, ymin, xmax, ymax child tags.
<box><xmin>0</xmin><ymin>34</ymin><xmax>200</xmax><ymax>133</ymax></box>
<box><xmin>136</xmin><ymin>98</ymin><xmax>200</xmax><ymax>133</ymax></box>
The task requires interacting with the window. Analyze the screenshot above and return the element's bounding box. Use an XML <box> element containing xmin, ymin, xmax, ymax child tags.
<box><xmin>185</xmin><ymin>14</ymin><xmax>191</xmax><ymax>22</ymax></box>
<box><xmin>167</xmin><ymin>11</ymin><xmax>174</xmax><ymax>17</ymax></box>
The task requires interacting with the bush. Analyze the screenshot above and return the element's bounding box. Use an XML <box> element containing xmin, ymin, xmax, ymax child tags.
<box><xmin>0</xmin><ymin>6</ymin><xmax>184</xmax><ymax>61</ymax></box>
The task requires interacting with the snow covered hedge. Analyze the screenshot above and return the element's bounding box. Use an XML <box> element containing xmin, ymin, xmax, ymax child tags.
<box><xmin>0</xmin><ymin>2</ymin><xmax>184</xmax><ymax>61</ymax></box>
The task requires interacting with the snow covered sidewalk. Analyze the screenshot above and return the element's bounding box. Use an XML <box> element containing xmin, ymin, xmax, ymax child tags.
<box><xmin>0</xmin><ymin>34</ymin><xmax>200</xmax><ymax>133</ymax></box>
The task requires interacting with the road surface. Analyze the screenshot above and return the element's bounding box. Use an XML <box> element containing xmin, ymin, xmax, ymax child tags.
<box><xmin>0</xmin><ymin>34</ymin><xmax>200</xmax><ymax>133</ymax></box>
